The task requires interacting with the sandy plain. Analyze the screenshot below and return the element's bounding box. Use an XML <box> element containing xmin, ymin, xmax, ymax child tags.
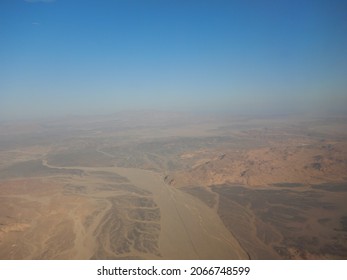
<box><xmin>0</xmin><ymin>112</ymin><xmax>346</xmax><ymax>259</ymax></box>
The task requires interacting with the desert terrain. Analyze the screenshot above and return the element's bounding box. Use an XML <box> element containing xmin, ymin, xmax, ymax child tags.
<box><xmin>0</xmin><ymin>112</ymin><xmax>346</xmax><ymax>259</ymax></box>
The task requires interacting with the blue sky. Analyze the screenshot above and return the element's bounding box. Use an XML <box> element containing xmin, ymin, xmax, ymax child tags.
<box><xmin>1</xmin><ymin>0</ymin><xmax>347</xmax><ymax>119</ymax></box>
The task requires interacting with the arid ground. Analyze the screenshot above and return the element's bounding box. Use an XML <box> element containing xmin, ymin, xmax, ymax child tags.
<box><xmin>0</xmin><ymin>112</ymin><xmax>346</xmax><ymax>259</ymax></box>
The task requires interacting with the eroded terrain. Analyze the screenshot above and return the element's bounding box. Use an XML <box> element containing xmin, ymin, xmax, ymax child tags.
<box><xmin>0</xmin><ymin>113</ymin><xmax>346</xmax><ymax>259</ymax></box>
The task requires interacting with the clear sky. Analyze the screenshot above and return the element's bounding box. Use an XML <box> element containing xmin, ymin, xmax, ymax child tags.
<box><xmin>1</xmin><ymin>0</ymin><xmax>347</xmax><ymax>119</ymax></box>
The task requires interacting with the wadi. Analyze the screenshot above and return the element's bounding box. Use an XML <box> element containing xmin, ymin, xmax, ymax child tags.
<box><xmin>0</xmin><ymin>112</ymin><xmax>346</xmax><ymax>259</ymax></box>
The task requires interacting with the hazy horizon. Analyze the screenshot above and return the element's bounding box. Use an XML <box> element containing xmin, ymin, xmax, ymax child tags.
<box><xmin>1</xmin><ymin>0</ymin><xmax>347</xmax><ymax>120</ymax></box>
